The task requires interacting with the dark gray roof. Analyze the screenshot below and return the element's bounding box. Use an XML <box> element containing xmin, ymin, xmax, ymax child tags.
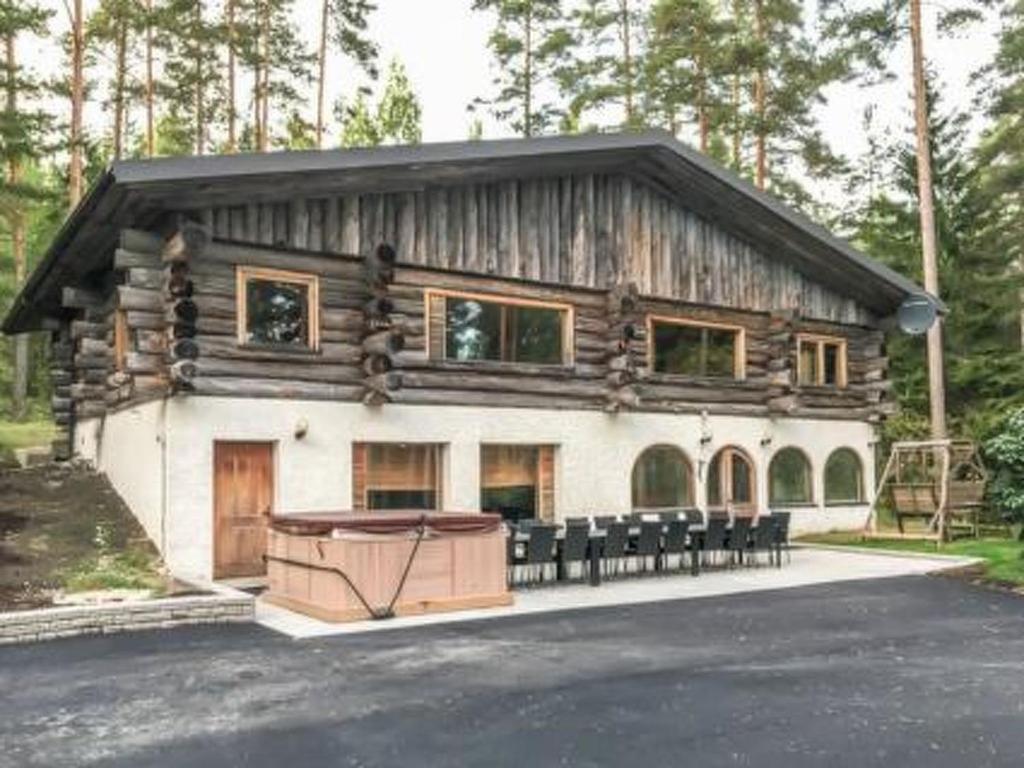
<box><xmin>3</xmin><ymin>129</ymin><xmax>934</xmax><ymax>333</ymax></box>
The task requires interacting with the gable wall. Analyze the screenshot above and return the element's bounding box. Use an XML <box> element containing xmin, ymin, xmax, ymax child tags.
<box><xmin>196</xmin><ymin>172</ymin><xmax>873</xmax><ymax>326</ymax></box>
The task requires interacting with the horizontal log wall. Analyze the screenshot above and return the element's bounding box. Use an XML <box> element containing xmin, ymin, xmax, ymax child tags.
<box><xmin>199</xmin><ymin>173</ymin><xmax>872</xmax><ymax>326</ymax></box>
<box><xmin>178</xmin><ymin>240</ymin><xmax>890</xmax><ymax>419</ymax></box>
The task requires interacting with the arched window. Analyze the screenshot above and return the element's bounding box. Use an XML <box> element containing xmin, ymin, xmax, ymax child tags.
<box><xmin>825</xmin><ymin>448</ymin><xmax>864</xmax><ymax>504</ymax></box>
<box><xmin>632</xmin><ymin>445</ymin><xmax>693</xmax><ymax>510</ymax></box>
<box><xmin>769</xmin><ymin>448</ymin><xmax>813</xmax><ymax>505</ymax></box>
<box><xmin>707</xmin><ymin>446</ymin><xmax>756</xmax><ymax>513</ymax></box>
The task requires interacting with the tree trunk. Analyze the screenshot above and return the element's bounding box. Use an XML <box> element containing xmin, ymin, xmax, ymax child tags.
<box><xmin>68</xmin><ymin>0</ymin><xmax>85</xmax><ymax>208</ymax></box>
<box><xmin>316</xmin><ymin>0</ymin><xmax>328</xmax><ymax>149</ymax></box>
<box><xmin>731</xmin><ymin>0</ymin><xmax>742</xmax><ymax>170</ymax></box>
<box><xmin>5</xmin><ymin>34</ymin><xmax>28</xmax><ymax>419</ymax></box>
<box><xmin>259</xmin><ymin>1</ymin><xmax>270</xmax><ymax>151</ymax></box>
<box><xmin>113</xmin><ymin>19</ymin><xmax>127</xmax><ymax>160</ymax></box>
<box><xmin>697</xmin><ymin>51</ymin><xmax>709</xmax><ymax>153</ymax></box>
<box><xmin>523</xmin><ymin>10</ymin><xmax>533</xmax><ymax>138</ymax></box>
<box><xmin>619</xmin><ymin>0</ymin><xmax>634</xmax><ymax>124</ymax></box>
<box><xmin>909</xmin><ymin>0</ymin><xmax>947</xmax><ymax>439</ymax></box>
<box><xmin>753</xmin><ymin>0</ymin><xmax>766</xmax><ymax>189</ymax></box>
<box><xmin>145</xmin><ymin>0</ymin><xmax>155</xmax><ymax>156</ymax></box>
<box><xmin>226</xmin><ymin>0</ymin><xmax>236</xmax><ymax>152</ymax></box>
<box><xmin>194</xmin><ymin>1</ymin><xmax>205</xmax><ymax>155</ymax></box>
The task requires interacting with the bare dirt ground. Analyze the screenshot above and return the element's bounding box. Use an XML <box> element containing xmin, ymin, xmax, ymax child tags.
<box><xmin>0</xmin><ymin>464</ymin><xmax>159</xmax><ymax>611</ymax></box>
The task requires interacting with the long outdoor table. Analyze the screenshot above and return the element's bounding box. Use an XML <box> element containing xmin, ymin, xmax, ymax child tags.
<box><xmin>511</xmin><ymin>521</ymin><xmax>781</xmax><ymax>587</ymax></box>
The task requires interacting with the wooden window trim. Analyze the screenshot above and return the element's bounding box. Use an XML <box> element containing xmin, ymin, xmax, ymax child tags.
<box><xmin>354</xmin><ymin>442</ymin><xmax>444</xmax><ymax>512</ymax></box>
<box><xmin>646</xmin><ymin>314</ymin><xmax>747</xmax><ymax>381</ymax></box>
<box><xmin>236</xmin><ymin>266</ymin><xmax>321</xmax><ymax>352</ymax></box>
<box><xmin>480</xmin><ymin>443</ymin><xmax>555</xmax><ymax>522</ymax></box>
<box><xmin>707</xmin><ymin>445</ymin><xmax>757</xmax><ymax>514</ymax></box>
<box><xmin>424</xmin><ymin>288</ymin><xmax>575</xmax><ymax>367</ymax></box>
<box><xmin>796</xmin><ymin>333</ymin><xmax>847</xmax><ymax>388</ymax></box>
<box><xmin>113</xmin><ymin>309</ymin><xmax>129</xmax><ymax>372</ymax></box>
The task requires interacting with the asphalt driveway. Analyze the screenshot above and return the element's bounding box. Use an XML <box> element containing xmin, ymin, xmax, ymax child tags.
<box><xmin>2</xmin><ymin>575</ymin><xmax>1023</xmax><ymax>767</ymax></box>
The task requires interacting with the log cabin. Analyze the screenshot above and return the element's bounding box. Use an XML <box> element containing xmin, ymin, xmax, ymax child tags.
<box><xmin>3</xmin><ymin>131</ymin><xmax>931</xmax><ymax>581</ymax></box>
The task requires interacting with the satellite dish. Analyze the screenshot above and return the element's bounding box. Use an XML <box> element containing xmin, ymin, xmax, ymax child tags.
<box><xmin>897</xmin><ymin>295</ymin><xmax>937</xmax><ymax>336</ymax></box>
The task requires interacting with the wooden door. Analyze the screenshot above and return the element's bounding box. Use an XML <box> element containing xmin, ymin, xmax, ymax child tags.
<box><xmin>214</xmin><ymin>442</ymin><xmax>274</xmax><ymax>578</ymax></box>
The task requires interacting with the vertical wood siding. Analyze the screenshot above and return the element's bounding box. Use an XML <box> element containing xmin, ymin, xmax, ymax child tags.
<box><xmin>203</xmin><ymin>173</ymin><xmax>872</xmax><ymax>326</ymax></box>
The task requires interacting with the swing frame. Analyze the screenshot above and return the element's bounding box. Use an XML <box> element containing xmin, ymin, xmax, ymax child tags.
<box><xmin>865</xmin><ymin>440</ymin><xmax>988</xmax><ymax>543</ymax></box>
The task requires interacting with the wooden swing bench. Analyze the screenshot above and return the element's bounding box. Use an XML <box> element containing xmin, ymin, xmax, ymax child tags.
<box><xmin>867</xmin><ymin>440</ymin><xmax>987</xmax><ymax>543</ymax></box>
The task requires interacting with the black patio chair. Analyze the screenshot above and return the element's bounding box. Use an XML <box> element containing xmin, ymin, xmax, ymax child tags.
<box><xmin>748</xmin><ymin>515</ymin><xmax>779</xmax><ymax>567</ymax></box>
<box><xmin>658</xmin><ymin>510</ymin><xmax>681</xmax><ymax>523</ymax></box>
<box><xmin>703</xmin><ymin>514</ymin><xmax>728</xmax><ymax>567</ymax></box>
<box><xmin>565</xmin><ymin>516</ymin><xmax>589</xmax><ymax>526</ymax></box>
<box><xmin>773</xmin><ymin>511</ymin><xmax>792</xmax><ymax>564</ymax></box>
<box><xmin>602</xmin><ymin>522</ymin><xmax>630</xmax><ymax>578</ymax></box>
<box><xmin>662</xmin><ymin>519</ymin><xmax>690</xmax><ymax>571</ymax></box>
<box><xmin>728</xmin><ymin>516</ymin><xmax>753</xmax><ymax>567</ymax></box>
<box><xmin>684</xmin><ymin>508</ymin><xmax>705</xmax><ymax>527</ymax></box>
<box><xmin>517</xmin><ymin>518</ymin><xmax>537</xmax><ymax>533</ymax></box>
<box><xmin>561</xmin><ymin>522</ymin><xmax>591</xmax><ymax>581</ymax></box>
<box><xmin>593</xmin><ymin>515</ymin><xmax>617</xmax><ymax>530</ymax></box>
<box><xmin>633</xmin><ymin>521</ymin><xmax>663</xmax><ymax>574</ymax></box>
<box><xmin>627</xmin><ymin>512</ymin><xmax>645</xmax><ymax>525</ymax></box>
<box><xmin>524</xmin><ymin>524</ymin><xmax>557</xmax><ymax>585</ymax></box>
<box><xmin>505</xmin><ymin>527</ymin><xmax>518</xmax><ymax>586</ymax></box>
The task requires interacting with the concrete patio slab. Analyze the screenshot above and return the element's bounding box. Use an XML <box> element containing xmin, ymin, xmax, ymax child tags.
<box><xmin>256</xmin><ymin>546</ymin><xmax>979</xmax><ymax>639</ymax></box>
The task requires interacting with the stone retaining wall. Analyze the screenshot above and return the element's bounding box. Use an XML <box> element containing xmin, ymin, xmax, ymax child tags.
<box><xmin>0</xmin><ymin>591</ymin><xmax>254</xmax><ymax>645</ymax></box>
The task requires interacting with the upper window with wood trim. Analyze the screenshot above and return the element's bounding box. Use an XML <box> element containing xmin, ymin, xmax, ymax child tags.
<box><xmin>236</xmin><ymin>266</ymin><xmax>319</xmax><ymax>351</ymax></box>
<box><xmin>797</xmin><ymin>335</ymin><xmax>846</xmax><ymax>387</ymax></box>
<box><xmin>426</xmin><ymin>290</ymin><xmax>573</xmax><ymax>366</ymax></box>
<box><xmin>648</xmin><ymin>316</ymin><xmax>745</xmax><ymax>380</ymax></box>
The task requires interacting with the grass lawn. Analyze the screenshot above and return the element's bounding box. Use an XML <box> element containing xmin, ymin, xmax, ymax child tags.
<box><xmin>0</xmin><ymin>419</ymin><xmax>56</xmax><ymax>461</ymax></box>
<box><xmin>799</xmin><ymin>531</ymin><xmax>1024</xmax><ymax>587</ymax></box>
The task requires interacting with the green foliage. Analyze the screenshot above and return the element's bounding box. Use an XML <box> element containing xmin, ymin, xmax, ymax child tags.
<box><xmin>471</xmin><ymin>0</ymin><xmax>568</xmax><ymax>137</ymax></box>
<box><xmin>326</xmin><ymin>0</ymin><xmax>379</xmax><ymax>79</ymax></box>
<box><xmin>852</xmin><ymin>83</ymin><xmax>1024</xmax><ymax>444</ymax></box>
<box><xmin>556</xmin><ymin>0</ymin><xmax>646</xmax><ymax>129</ymax></box>
<box><xmin>60</xmin><ymin>548</ymin><xmax>163</xmax><ymax>593</ymax></box>
<box><xmin>985</xmin><ymin>408</ymin><xmax>1024</xmax><ymax>529</ymax></box>
<box><xmin>338</xmin><ymin>58</ymin><xmax>422</xmax><ymax>148</ymax></box>
<box><xmin>376</xmin><ymin>59</ymin><xmax>421</xmax><ymax>144</ymax></box>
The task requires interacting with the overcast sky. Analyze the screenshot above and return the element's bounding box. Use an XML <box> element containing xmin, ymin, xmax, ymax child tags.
<box><xmin>26</xmin><ymin>0</ymin><xmax>1005</xmax><ymax>174</ymax></box>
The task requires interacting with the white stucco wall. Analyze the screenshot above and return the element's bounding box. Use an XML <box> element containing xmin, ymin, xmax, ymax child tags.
<box><xmin>158</xmin><ymin>397</ymin><xmax>877</xmax><ymax>580</ymax></box>
<box><xmin>74</xmin><ymin>401</ymin><xmax>167</xmax><ymax>555</ymax></box>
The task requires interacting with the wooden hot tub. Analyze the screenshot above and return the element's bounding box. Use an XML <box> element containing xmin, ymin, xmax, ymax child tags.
<box><xmin>264</xmin><ymin>511</ymin><xmax>512</xmax><ymax>623</ymax></box>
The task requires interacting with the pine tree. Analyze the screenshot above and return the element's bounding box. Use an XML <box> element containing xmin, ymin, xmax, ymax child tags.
<box><xmin>646</xmin><ymin>0</ymin><xmax>732</xmax><ymax>150</ymax></box>
<box><xmin>66</xmin><ymin>0</ymin><xmax>85</xmax><ymax>205</ymax></box>
<box><xmin>557</xmin><ymin>0</ymin><xmax>645</xmax><ymax>129</ymax></box>
<box><xmin>854</xmin><ymin>88</ymin><xmax>1024</xmax><ymax>439</ymax></box>
<box><xmin>316</xmin><ymin>0</ymin><xmax>378</xmax><ymax>148</ymax></box>
<box><xmin>975</xmin><ymin>0</ymin><xmax>1024</xmax><ymax>351</ymax></box>
<box><xmin>240</xmin><ymin>0</ymin><xmax>313</xmax><ymax>151</ymax></box>
<box><xmin>0</xmin><ymin>0</ymin><xmax>53</xmax><ymax>419</ymax></box>
<box><xmin>155</xmin><ymin>0</ymin><xmax>222</xmax><ymax>155</ymax></box>
<box><xmin>472</xmin><ymin>0</ymin><xmax>568</xmax><ymax>137</ymax></box>
<box><xmin>88</xmin><ymin>0</ymin><xmax>146</xmax><ymax>160</ymax></box>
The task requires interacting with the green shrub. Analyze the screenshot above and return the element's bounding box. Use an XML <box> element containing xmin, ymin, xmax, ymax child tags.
<box><xmin>985</xmin><ymin>408</ymin><xmax>1024</xmax><ymax>537</ymax></box>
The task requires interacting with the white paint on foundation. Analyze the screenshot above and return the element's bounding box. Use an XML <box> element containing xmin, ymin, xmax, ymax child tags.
<box><xmin>75</xmin><ymin>400</ymin><xmax>167</xmax><ymax>552</ymax></box>
<box><xmin>76</xmin><ymin>396</ymin><xmax>878</xmax><ymax>580</ymax></box>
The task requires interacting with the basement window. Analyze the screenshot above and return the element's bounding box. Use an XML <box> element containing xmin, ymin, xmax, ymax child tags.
<box><xmin>237</xmin><ymin>266</ymin><xmax>319</xmax><ymax>351</ymax></box>
<box><xmin>353</xmin><ymin>442</ymin><xmax>443</xmax><ymax>512</ymax></box>
<box><xmin>480</xmin><ymin>444</ymin><xmax>555</xmax><ymax>523</ymax></box>
<box><xmin>649</xmin><ymin>317</ymin><xmax>745</xmax><ymax>379</ymax></box>
<box><xmin>426</xmin><ymin>290</ymin><xmax>573</xmax><ymax>366</ymax></box>
<box><xmin>797</xmin><ymin>335</ymin><xmax>846</xmax><ymax>387</ymax></box>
